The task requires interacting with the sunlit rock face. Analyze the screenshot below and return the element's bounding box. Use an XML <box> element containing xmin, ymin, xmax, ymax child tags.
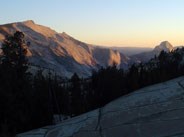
<box><xmin>17</xmin><ymin>76</ymin><xmax>184</xmax><ymax>137</ymax></box>
<box><xmin>154</xmin><ymin>41</ymin><xmax>174</xmax><ymax>52</ymax></box>
<box><xmin>0</xmin><ymin>20</ymin><xmax>127</xmax><ymax>78</ymax></box>
<box><xmin>92</xmin><ymin>47</ymin><xmax>121</xmax><ymax>67</ymax></box>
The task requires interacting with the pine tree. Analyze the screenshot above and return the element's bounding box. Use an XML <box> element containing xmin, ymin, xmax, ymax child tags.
<box><xmin>70</xmin><ymin>73</ymin><xmax>83</xmax><ymax>116</ymax></box>
<box><xmin>0</xmin><ymin>31</ymin><xmax>31</xmax><ymax>135</ymax></box>
<box><xmin>1</xmin><ymin>31</ymin><xmax>28</xmax><ymax>77</ymax></box>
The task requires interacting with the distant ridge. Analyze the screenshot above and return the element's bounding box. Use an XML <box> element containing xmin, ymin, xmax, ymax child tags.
<box><xmin>131</xmin><ymin>41</ymin><xmax>174</xmax><ymax>62</ymax></box>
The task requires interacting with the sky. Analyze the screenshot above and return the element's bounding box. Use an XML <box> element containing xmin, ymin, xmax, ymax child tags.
<box><xmin>0</xmin><ymin>0</ymin><xmax>184</xmax><ymax>47</ymax></box>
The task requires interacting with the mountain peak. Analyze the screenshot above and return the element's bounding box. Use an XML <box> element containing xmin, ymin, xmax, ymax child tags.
<box><xmin>60</xmin><ymin>32</ymin><xmax>74</xmax><ymax>39</ymax></box>
<box><xmin>154</xmin><ymin>41</ymin><xmax>173</xmax><ymax>52</ymax></box>
<box><xmin>61</xmin><ymin>32</ymin><xmax>69</xmax><ymax>37</ymax></box>
<box><xmin>160</xmin><ymin>41</ymin><xmax>173</xmax><ymax>47</ymax></box>
<box><xmin>22</xmin><ymin>20</ymin><xmax>35</xmax><ymax>24</ymax></box>
<box><xmin>24</xmin><ymin>20</ymin><xmax>35</xmax><ymax>24</ymax></box>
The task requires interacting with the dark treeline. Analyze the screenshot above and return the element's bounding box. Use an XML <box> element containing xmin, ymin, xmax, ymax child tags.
<box><xmin>0</xmin><ymin>31</ymin><xmax>184</xmax><ymax>137</ymax></box>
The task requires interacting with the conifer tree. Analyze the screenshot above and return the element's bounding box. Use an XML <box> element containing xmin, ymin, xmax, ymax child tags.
<box><xmin>0</xmin><ymin>31</ymin><xmax>31</xmax><ymax>135</ymax></box>
<box><xmin>1</xmin><ymin>31</ymin><xmax>28</xmax><ymax>73</ymax></box>
<box><xmin>70</xmin><ymin>73</ymin><xmax>83</xmax><ymax>115</ymax></box>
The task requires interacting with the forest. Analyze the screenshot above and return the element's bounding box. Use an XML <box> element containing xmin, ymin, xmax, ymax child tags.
<box><xmin>0</xmin><ymin>31</ymin><xmax>184</xmax><ymax>137</ymax></box>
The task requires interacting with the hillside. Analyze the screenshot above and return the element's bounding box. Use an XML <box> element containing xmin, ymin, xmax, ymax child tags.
<box><xmin>17</xmin><ymin>76</ymin><xmax>184</xmax><ymax>137</ymax></box>
<box><xmin>0</xmin><ymin>21</ymin><xmax>179</xmax><ymax>77</ymax></box>
<box><xmin>0</xmin><ymin>20</ymin><xmax>127</xmax><ymax>77</ymax></box>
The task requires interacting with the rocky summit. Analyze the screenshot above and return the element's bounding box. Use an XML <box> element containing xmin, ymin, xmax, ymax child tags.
<box><xmin>17</xmin><ymin>76</ymin><xmax>184</xmax><ymax>137</ymax></box>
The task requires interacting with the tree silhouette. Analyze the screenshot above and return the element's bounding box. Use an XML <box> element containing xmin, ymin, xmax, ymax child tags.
<box><xmin>1</xmin><ymin>31</ymin><xmax>28</xmax><ymax>77</ymax></box>
<box><xmin>0</xmin><ymin>31</ymin><xmax>32</xmax><ymax>136</ymax></box>
<box><xmin>70</xmin><ymin>73</ymin><xmax>83</xmax><ymax>116</ymax></box>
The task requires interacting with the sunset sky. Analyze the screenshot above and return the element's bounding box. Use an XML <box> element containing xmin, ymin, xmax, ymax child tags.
<box><xmin>0</xmin><ymin>0</ymin><xmax>184</xmax><ymax>47</ymax></box>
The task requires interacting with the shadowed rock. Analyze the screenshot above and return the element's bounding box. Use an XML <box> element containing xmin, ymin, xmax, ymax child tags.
<box><xmin>17</xmin><ymin>76</ymin><xmax>184</xmax><ymax>137</ymax></box>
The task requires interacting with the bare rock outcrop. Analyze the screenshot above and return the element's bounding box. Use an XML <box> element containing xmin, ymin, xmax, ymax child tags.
<box><xmin>17</xmin><ymin>76</ymin><xmax>184</xmax><ymax>137</ymax></box>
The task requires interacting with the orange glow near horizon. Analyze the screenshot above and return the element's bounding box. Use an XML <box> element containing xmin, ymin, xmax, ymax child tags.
<box><xmin>1</xmin><ymin>0</ymin><xmax>184</xmax><ymax>48</ymax></box>
<box><xmin>65</xmin><ymin>31</ymin><xmax>184</xmax><ymax>48</ymax></box>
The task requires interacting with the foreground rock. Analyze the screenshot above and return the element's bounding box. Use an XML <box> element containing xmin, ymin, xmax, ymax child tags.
<box><xmin>17</xmin><ymin>76</ymin><xmax>184</xmax><ymax>137</ymax></box>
